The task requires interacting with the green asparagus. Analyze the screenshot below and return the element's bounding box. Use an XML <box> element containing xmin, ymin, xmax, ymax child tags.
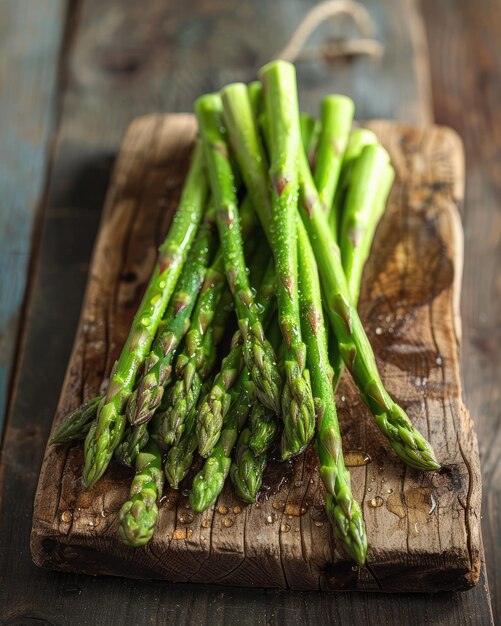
<box><xmin>296</xmin><ymin>120</ymin><xmax>439</xmax><ymax>471</ymax></box>
<box><xmin>83</xmin><ymin>143</ymin><xmax>208</xmax><ymax>490</ymax></box>
<box><xmin>159</xmin><ymin>198</ymin><xmax>257</xmax><ymax>446</ymax></box>
<box><xmin>300</xmin><ymin>113</ymin><xmax>321</xmax><ymax>168</ymax></box>
<box><xmin>190</xmin><ymin>370</ymin><xmax>255</xmax><ymax>512</ymax></box>
<box><xmin>230</xmin><ymin>428</ymin><xmax>266</xmax><ymax>503</ymax></box>
<box><xmin>298</xmin><ymin>218</ymin><xmax>367</xmax><ymax>564</ymax></box>
<box><xmin>115</xmin><ymin>421</ymin><xmax>150</xmax><ymax>467</ymax></box>
<box><xmin>164</xmin><ymin>400</ymin><xmax>199</xmax><ymax>489</ymax></box>
<box><xmin>314</xmin><ymin>95</ymin><xmax>354</xmax><ymax>213</ymax></box>
<box><xmin>196</xmin><ymin>256</ymin><xmax>276</xmax><ymax>457</ymax></box>
<box><xmin>51</xmin><ymin>394</ymin><xmax>103</xmax><ymax>444</ymax></box>
<box><xmin>222</xmin><ymin>70</ymin><xmax>316</xmax><ymax>459</ymax></box>
<box><xmin>126</xmin><ymin>203</ymin><xmax>217</xmax><ymax>427</ymax></box>
<box><xmin>330</xmin><ymin>128</ymin><xmax>378</xmax><ymax>239</ymax></box>
<box><xmin>118</xmin><ymin>438</ymin><xmax>164</xmax><ymax>547</ymax></box>
<box><xmin>339</xmin><ymin>144</ymin><xmax>391</xmax><ymax>302</ymax></box>
<box><xmin>196</xmin><ymin>93</ymin><xmax>281</xmax><ymax>415</ymax></box>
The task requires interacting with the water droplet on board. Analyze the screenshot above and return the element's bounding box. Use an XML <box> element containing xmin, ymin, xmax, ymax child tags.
<box><xmin>60</xmin><ymin>511</ymin><xmax>73</xmax><ymax>523</ymax></box>
<box><xmin>369</xmin><ymin>496</ymin><xmax>384</xmax><ymax>508</ymax></box>
<box><xmin>272</xmin><ymin>500</ymin><xmax>284</xmax><ymax>511</ymax></box>
<box><xmin>233</xmin><ymin>506</ymin><xmax>242</xmax><ymax>515</ymax></box>
<box><xmin>201</xmin><ymin>518</ymin><xmax>211</xmax><ymax>528</ymax></box>
<box><xmin>375</xmin><ymin>327</ymin><xmax>383</xmax><ymax>335</ymax></box>
<box><xmin>266</xmin><ymin>515</ymin><xmax>274</xmax><ymax>524</ymax></box>
<box><xmin>223</xmin><ymin>518</ymin><xmax>234</xmax><ymax>528</ymax></box>
<box><xmin>178</xmin><ymin>510</ymin><xmax>194</xmax><ymax>524</ymax></box>
<box><xmin>436</xmin><ymin>356</ymin><xmax>443</xmax><ymax>366</ymax></box>
<box><xmin>218</xmin><ymin>505</ymin><xmax>228</xmax><ymax>515</ymax></box>
<box><xmin>352</xmin><ymin>565</ymin><xmax>358</xmax><ymax>572</ymax></box>
<box><xmin>314</xmin><ymin>520</ymin><xmax>324</xmax><ymax>527</ymax></box>
<box><xmin>182</xmin><ymin>488</ymin><xmax>189</xmax><ymax>497</ymax></box>
<box><xmin>344</xmin><ymin>450</ymin><xmax>372</xmax><ymax>467</ymax></box>
<box><xmin>294</xmin><ymin>480</ymin><xmax>303</xmax><ymax>487</ymax></box>
<box><xmin>172</xmin><ymin>528</ymin><xmax>187</xmax><ymax>540</ymax></box>
<box><xmin>281</xmin><ymin>523</ymin><xmax>291</xmax><ymax>533</ymax></box>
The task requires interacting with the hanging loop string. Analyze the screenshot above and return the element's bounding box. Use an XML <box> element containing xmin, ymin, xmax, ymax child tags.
<box><xmin>275</xmin><ymin>0</ymin><xmax>384</xmax><ymax>64</ymax></box>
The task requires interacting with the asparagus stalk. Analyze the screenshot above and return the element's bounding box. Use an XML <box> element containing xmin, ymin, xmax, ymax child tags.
<box><xmin>158</xmin><ymin>198</ymin><xmax>257</xmax><ymax>446</ymax></box>
<box><xmin>247</xmin><ymin>318</ymin><xmax>281</xmax><ymax>455</ymax></box>
<box><xmin>83</xmin><ymin>143</ymin><xmax>208</xmax><ymax>489</ymax></box>
<box><xmin>115</xmin><ymin>421</ymin><xmax>150</xmax><ymax>467</ymax></box>
<box><xmin>314</xmin><ymin>95</ymin><xmax>354</xmax><ymax>213</ymax></box>
<box><xmin>190</xmin><ymin>370</ymin><xmax>255</xmax><ymax>512</ymax></box>
<box><xmin>297</xmin><ymin>218</ymin><xmax>367</xmax><ymax>564</ymax></box>
<box><xmin>118</xmin><ymin>438</ymin><xmax>164</xmax><ymax>547</ymax></box>
<box><xmin>330</xmin><ymin>128</ymin><xmax>378</xmax><ymax>239</ymax></box>
<box><xmin>163</xmin><ymin>399</ymin><xmax>200</xmax><ymax>489</ymax></box>
<box><xmin>230</xmin><ymin>428</ymin><xmax>266</xmax><ymax>503</ymax></box>
<box><xmin>339</xmin><ymin>145</ymin><xmax>391</xmax><ymax>302</ymax></box>
<box><xmin>195</xmin><ymin>94</ymin><xmax>281</xmax><ymax>414</ymax></box>
<box><xmin>300</xmin><ymin>113</ymin><xmax>321</xmax><ymax>169</ymax></box>
<box><xmin>196</xmin><ymin>257</ymin><xmax>276</xmax><ymax>457</ymax></box>
<box><xmin>296</xmin><ymin>124</ymin><xmax>439</xmax><ymax>471</ymax></box>
<box><xmin>126</xmin><ymin>203</ymin><xmax>218</xmax><ymax>427</ymax></box>
<box><xmin>51</xmin><ymin>395</ymin><xmax>103</xmax><ymax>444</ymax></box>
<box><xmin>248</xmin><ymin>401</ymin><xmax>277</xmax><ymax>456</ymax></box>
<box><xmin>223</xmin><ymin>68</ymin><xmax>316</xmax><ymax>459</ymax></box>
<box><xmin>222</xmin><ymin>68</ymin><xmax>315</xmax><ymax>458</ymax></box>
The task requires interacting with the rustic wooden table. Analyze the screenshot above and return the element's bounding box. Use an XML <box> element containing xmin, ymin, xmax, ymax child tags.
<box><xmin>0</xmin><ymin>0</ymin><xmax>498</xmax><ymax>623</ymax></box>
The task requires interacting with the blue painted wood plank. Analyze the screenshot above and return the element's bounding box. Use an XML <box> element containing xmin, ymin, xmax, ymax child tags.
<box><xmin>0</xmin><ymin>0</ymin><xmax>67</xmax><ymax>431</ymax></box>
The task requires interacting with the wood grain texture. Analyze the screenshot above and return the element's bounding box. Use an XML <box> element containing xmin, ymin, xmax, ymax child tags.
<box><xmin>31</xmin><ymin>114</ymin><xmax>481</xmax><ymax>593</ymax></box>
<box><xmin>421</xmin><ymin>0</ymin><xmax>501</xmax><ymax>617</ymax></box>
<box><xmin>0</xmin><ymin>0</ymin><xmax>66</xmax><ymax>433</ymax></box>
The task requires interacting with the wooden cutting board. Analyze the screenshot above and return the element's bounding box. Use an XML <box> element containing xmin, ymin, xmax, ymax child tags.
<box><xmin>31</xmin><ymin>114</ymin><xmax>481</xmax><ymax>592</ymax></box>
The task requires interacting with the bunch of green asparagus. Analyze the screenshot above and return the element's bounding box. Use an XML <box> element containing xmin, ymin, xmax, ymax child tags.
<box><xmin>52</xmin><ymin>60</ymin><xmax>439</xmax><ymax>565</ymax></box>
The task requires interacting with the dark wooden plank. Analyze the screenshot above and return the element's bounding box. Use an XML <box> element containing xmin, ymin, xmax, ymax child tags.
<box><xmin>0</xmin><ymin>0</ymin><xmax>67</xmax><ymax>433</ymax></box>
<box><xmin>31</xmin><ymin>115</ymin><xmax>481</xmax><ymax>593</ymax></box>
<box><xmin>420</xmin><ymin>0</ymin><xmax>501</xmax><ymax>619</ymax></box>
<box><xmin>0</xmin><ymin>0</ymin><xmax>493</xmax><ymax>622</ymax></box>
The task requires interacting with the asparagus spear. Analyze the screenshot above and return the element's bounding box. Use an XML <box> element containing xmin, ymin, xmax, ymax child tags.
<box><xmin>195</xmin><ymin>94</ymin><xmax>281</xmax><ymax>414</ymax></box>
<box><xmin>190</xmin><ymin>370</ymin><xmax>255</xmax><ymax>513</ymax></box>
<box><xmin>300</xmin><ymin>113</ymin><xmax>321</xmax><ymax>169</ymax></box>
<box><xmin>247</xmin><ymin>318</ymin><xmax>281</xmax><ymax>456</ymax></box>
<box><xmin>51</xmin><ymin>395</ymin><xmax>103</xmax><ymax>444</ymax></box>
<box><xmin>230</xmin><ymin>428</ymin><xmax>266</xmax><ymax>503</ymax></box>
<box><xmin>296</xmin><ymin>122</ymin><xmax>439</xmax><ymax>471</ymax></box>
<box><xmin>223</xmin><ymin>68</ymin><xmax>316</xmax><ymax>460</ymax></box>
<box><xmin>314</xmin><ymin>95</ymin><xmax>354</xmax><ymax>213</ymax></box>
<box><xmin>339</xmin><ymin>145</ymin><xmax>391</xmax><ymax>301</ymax></box>
<box><xmin>158</xmin><ymin>198</ymin><xmax>257</xmax><ymax>446</ymax></box>
<box><xmin>118</xmin><ymin>438</ymin><xmax>164</xmax><ymax>547</ymax></box>
<box><xmin>83</xmin><ymin>143</ymin><xmax>208</xmax><ymax>490</ymax></box>
<box><xmin>126</xmin><ymin>203</ymin><xmax>218</xmax><ymax>427</ymax></box>
<box><xmin>196</xmin><ymin>257</ymin><xmax>276</xmax><ymax>457</ymax></box>
<box><xmin>248</xmin><ymin>402</ymin><xmax>277</xmax><ymax>456</ymax></box>
<box><xmin>330</xmin><ymin>128</ymin><xmax>378</xmax><ymax>239</ymax></box>
<box><xmin>298</xmin><ymin>218</ymin><xmax>367</xmax><ymax>564</ymax></box>
<box><xmin>158</xmin><ymin>362</ymin><xmax>203</xmax><ymax>448</ymax></box>
<box><xmin>115</xmin><ymin>421</ymin><xmax>150</xmax><ymax>467</ymax></box>
<box><xmin>163</xmin><ymin>399</ymin><xmax>199</xmax><ymax>489</ymax></box>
